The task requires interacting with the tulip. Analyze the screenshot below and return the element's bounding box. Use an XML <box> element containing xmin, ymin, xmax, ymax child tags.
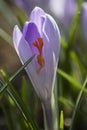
<box><xmin>82</xmin><ymin>2</ymin><xmax>87</xmax><ymax>42</ymax></box>
<box><xmin>13</xmin><ymin>7</ymin><xmax>60</xmax><ymax>130</ymax></box>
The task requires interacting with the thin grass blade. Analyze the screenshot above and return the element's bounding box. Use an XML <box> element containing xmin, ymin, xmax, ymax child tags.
<box><xmin>1</xmin><ymin>70</ymin><xmax>38</xmax><ymax>130</ymax></box>
<box><xmin>0</xmin><ymin>55</ymin><xmax>35</xmax><ymax>94</ymax></box>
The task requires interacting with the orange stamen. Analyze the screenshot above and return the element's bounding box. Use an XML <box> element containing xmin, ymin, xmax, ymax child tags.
<box><xmin>32</xmin><ymin>37</ymin><xmax>45</xmax><ymax>73</ymax></box>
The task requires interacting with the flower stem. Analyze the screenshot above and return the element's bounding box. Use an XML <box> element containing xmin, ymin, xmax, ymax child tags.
<box><xmin>42</xmin><ymin>84</ymin><xmax>58</xmax><ymax>130</ymax></box>
<box><xmin>42</xmin><ymin>98</ymin><xmax>53</xmax><ymax>130</ymax></box>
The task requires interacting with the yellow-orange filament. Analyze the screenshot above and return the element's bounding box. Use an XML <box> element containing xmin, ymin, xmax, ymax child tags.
<box><xmin>33</xmin><ymin>38</ymin><xmax>45</xmax><ymax>73</ymax></box>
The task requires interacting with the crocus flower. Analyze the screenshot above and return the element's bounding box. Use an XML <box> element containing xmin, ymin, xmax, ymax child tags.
<box><xmin>13</xmin><ymin>7</ymin><xmax>60</xmax><ymax>102</ymax></box>
<box><xmin>81</xmin><ymin>2</ymin><xmax>87</xmax><ymax>41</ymax></box>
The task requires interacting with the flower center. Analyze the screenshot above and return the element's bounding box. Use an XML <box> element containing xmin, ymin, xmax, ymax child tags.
<box><xmin>32</xmin><ymin>37</ymin><xmax>45</xmax><ymax>73</ymax></box>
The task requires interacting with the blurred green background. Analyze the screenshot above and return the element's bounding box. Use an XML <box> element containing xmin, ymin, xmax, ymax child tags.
<box><xmin>0</xmin><ymin>0</ymin><xmax>87</xmax><ymax>130</ymax></box>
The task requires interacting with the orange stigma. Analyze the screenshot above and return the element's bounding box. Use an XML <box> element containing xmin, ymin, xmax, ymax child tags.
<box><xmin>33</xmin><ymin>37</ymin><xmax>45</xmax><ymax>73</ymax></box>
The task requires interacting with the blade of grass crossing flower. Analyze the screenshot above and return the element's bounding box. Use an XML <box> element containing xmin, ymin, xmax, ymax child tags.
<box><xmin>57</xmin><ymin>69</ymin><xmax>87</xmax><ymax>94</ymax></box>
<box><xmin>0</xmin><ymin>55</ymin><xmax>35</xmax><ymax>94</ymax></box>
<box><xmin>1</xmin><ymin>70</ymin><xmax>38</xmax><ymax>130</ymax></box>
<box><xmin>10</xmin><ymin>54</ymin><xmax>35</xmax><ymax>81</ymax></box>
<box><xmin>69</xmin><ymin>77</ymin><xmax>87</xmax><ymax>130</ymax></box>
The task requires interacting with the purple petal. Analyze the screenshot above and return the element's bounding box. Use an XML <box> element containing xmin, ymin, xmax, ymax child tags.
<box><xmin>41</xmin><ymin>14</ymin><xmax>60</xmax><ymax>90</ymax></box>
<box><xmin>22</xmin><ymin>22</ymin><xmax>43</xmax><ymax>68</ymax></box>
<box><xmin>30</xmin><ymin>7</ymin><xmax>45</xmax><ymax>34</ymax></box>
<box><xmin>22</xmin><ymin>22</ymin><xmax>40</xmax><ymax>51</ymax></box>
<box><xmin>42</xmin><ymin>14</ymin><xmax>60</xmax><ymax>58</ymax></box>
<box><xmin>26</xmin><ymin>65</ymin><xmax>49</xmax><ymax>101</ymax></box>
<box><xmin>13</xmin><ymin>25</ymin><xmax>32</xmax><ymax>63</ymax></box>
<box><xmin>13</xmin><ymin>25</ymin><xmax>48</xmax><ymax>100</ymax></box>
<box><xmin>13</xmin><ymin>7</ymin><xmax>60</xmax><ymax>101</ymax></box>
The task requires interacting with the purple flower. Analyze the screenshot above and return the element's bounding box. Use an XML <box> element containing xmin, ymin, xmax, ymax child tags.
<box><xmin>63</xmin><ymin>0</ymin><xmax>77</xmax><ymax>31</ymax></box>
<box><xmin>82</xmin><ymin>2</ymin><xmax>87</xmax><ymax>41</ymax></box>
<box><xmin>50</xmin><ymin>0</ymin><xmax>76</xmax><ymax>33</ymax></box>
<box><xmin>13</xmin><ymin>7</ymin><xmax>60</xmax><ymax>101</ymax></box>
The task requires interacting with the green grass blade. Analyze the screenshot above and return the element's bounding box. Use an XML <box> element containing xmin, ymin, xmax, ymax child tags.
<box><xmin>21</xmin><ymin>77</ymin><xmax>27</xmax><ymax>103</ymax></box>
<box><xmin>0</xmin><ymin>28</ymin><xmax>13</xmax><ymax>47</ymax></box>
<box><xmin>0</xmin><ymin>55</ymin><xmax>35</xmax><ymax>94</ymax></box>
<box><xmin>69</xmin><ymin>77</ymin><xmax>87</xmax><ymax>130</ymax></box>
<box><xmin>68</xmin><ymin>0</ymin><xmax>82</xmax><ymax>48</ymax></box>
<box><xmin>60</xmin><ymin>38</ymin><xmax>68</xmax><ymax>49</ymax></box>
<box><xmin>10</xmin><ymin>54</ymin><xmax>35</xmax><ymax>81</ymax></box>
<box><xmin>1</xmin><ymin>104</ymin><xmax>16</xmax><ymax>130</ymax></box>
<box><xmin>68</xmin><ymin>11</ymin><xmax>80</xmax><ymax>47</ymax></box>
<box><xmin>0</xmin><ymin>0</ymin><xmax>19</xmax><ymax>26</ymax></box>
<box><xmin>59</xmin><ymin>97</ymin><xmax>74</xmax><ymax>108</ymax></box>
<box><xmin>1</xmin><ymin>70</ymin><xmax>38</xmax><ymax>130</ymax></box>
<box><xmin>57</xmin><ymin>69</ymin><xmax>87</xmax><ymax>94</ymax></box>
